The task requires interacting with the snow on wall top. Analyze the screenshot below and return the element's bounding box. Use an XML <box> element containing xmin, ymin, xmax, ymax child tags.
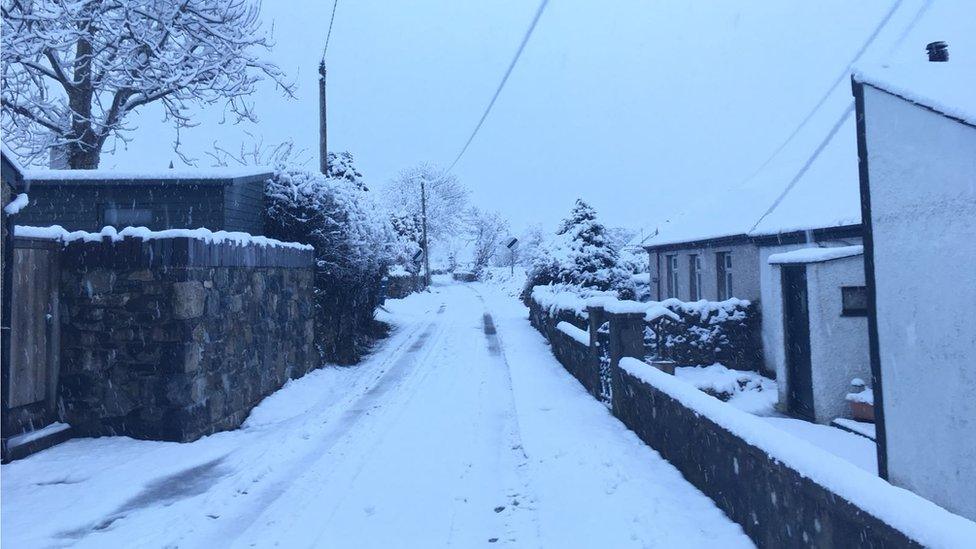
<box><xmin>855</xmin><ymin>62</ymin><xmax>976</xmax><ymax>127</ymax></box>
<box><xmin>23</xmin><ymin>166</ymin><xmax>273</xmax><ymax>183</ymax></box>
<box><xmin>767</xmin><ymin>245</ymin><xmax>863</xmax><ymax>265</ymax></box>
<box><xmin>14</xmin><ymin>225</ymin><xmax>312</xmax><ymax>251</ymax></box>
<box><xmin>618</xmin><ymin>357</ymin><xmax>976</xmax><ymax>548</ymax></box>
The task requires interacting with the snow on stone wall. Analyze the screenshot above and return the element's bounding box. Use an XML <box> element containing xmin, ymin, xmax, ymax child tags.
<box><xmin>616</xmin><ymin>358</ymin><xmax>976</xmax><ymax>547</ymax></box>
<box><xmin>863</xmin><ymin>85</ymin><xmax>976</xmax><ymax>520</ymax></box>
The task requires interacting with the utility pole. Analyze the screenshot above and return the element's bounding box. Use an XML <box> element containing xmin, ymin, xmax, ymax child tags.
<box><xmin>319</xmin><ymin>61</ymin><xmax>328</xmax><ymax>175</ymax></box>
<box><xmin>420</xmin><ymin>176</ymin><xmax>431</xmax><ymax>289</ymax></box>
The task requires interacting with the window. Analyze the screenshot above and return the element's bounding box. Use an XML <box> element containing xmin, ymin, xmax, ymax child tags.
<box><xmin>841</xmin><ymin>286</ymin><xmax>868</xmax><ymax>316</ymax></box>
<box><xmin>717</xmin><ymin>252</ymin><xmax>733</xmax><ymax>300</ymax></box>
<box><xmin>689</xmin><ymin>254</ymin><xmax>702</xmax><ymax>301</ymax></box>
<box><xmin>103</xmin><ymin>206</ymin><xmax>153</xmax><ymax>227</ymax></box>
<box><xmin>666</xmin><ymin>255</ymin><xmax>679</xmax><ymax>298</ymax></box>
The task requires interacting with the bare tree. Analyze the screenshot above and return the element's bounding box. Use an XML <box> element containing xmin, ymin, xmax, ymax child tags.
<box><xmin>1</xmin><ymin>0</ymin><xmax>293</xmax><ymax>168</ymax></box>
<box><xmin>465</xmin><ymin>207</ymin><xmax>508</xmax><ymax>276</ymax></box>
<box><xmin>382</xmin><ymin>163</ymin><xmax>469</xmax><ymax>245</ymax></box>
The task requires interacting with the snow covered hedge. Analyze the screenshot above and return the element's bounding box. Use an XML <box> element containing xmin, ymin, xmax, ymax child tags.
<box><xmin>645</xmin><ymin>298</ymin><xmax>762</xmax><ymax>372</ymax></box>
<box><xmin>265</xmin><ymin>159</ymin><xmax>397</xmax><ymax>363</ymax></box>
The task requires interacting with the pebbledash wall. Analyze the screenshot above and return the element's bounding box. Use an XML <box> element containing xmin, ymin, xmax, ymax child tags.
<box><xmin>528</xmin><ymin>289</ymin><xmax>976</xmax><ymax>548</ymax></box>
<box><xmin>56</xmin><ymin>233</ymin><xmax>316</xmax><ymax>442</ymax></box>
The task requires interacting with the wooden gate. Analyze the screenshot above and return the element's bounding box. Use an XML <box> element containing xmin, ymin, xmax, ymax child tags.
<box><xmin>3</xmin><ymin>237</ymin><xmax>61</xmax><ymax>426</ymax></box>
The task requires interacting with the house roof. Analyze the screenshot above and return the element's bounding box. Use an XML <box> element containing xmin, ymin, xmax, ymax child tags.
<box><xmin>854</xmin><ymin>61</ymin><xmax>976</xmax><ymax>127</ymax></box>
<box><xmin>642</xmin><ymin>108</ymin><xmax>862</xmax><ymax>250</ymax></box>
<box><xmin>748</xmin><ymin>115</ymin><xmax>862</xmax><ymax>237</ymax></box>
<box><xmin>767</xmin><ymin>245</ymin><xmax>863</xmax><ymax>265</ymax></box>
<box><xmin>21</xmin><ymin>166</ymin><xmax>273</xmax><ymax>187</ymax></box>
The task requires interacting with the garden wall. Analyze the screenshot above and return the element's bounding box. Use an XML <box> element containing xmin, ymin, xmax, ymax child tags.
<box><xmin>528</xmin><ymin>286</ymin><xmax>976</xmax><ymax>548</ymax></box>
<box><xmin>57</xmin><ymin>233</ymin><xmax>316</xmax><ymax>442</ymax></box>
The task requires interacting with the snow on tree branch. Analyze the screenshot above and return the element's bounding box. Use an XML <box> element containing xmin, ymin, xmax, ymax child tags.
<box><xmin>1</xmin><ymin>0</ymin><xmax>294</xmax><ymax>168</ymax></box>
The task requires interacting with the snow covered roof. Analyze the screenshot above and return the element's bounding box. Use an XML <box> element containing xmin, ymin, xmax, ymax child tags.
<box><xmin>641</xmin><ymin>118</ymin><xmax>863</xmax><ymax>249</ymax></box>
<box><xmin>854</xmin><ymin>61</ymin><xmax>976</xmax><ymax>127</ymax></box>
<box><xmin>22</xmin><ymin>166</ymin><xmax>273</xmax><ymax>186</ymax></box>
<box><xmin>749</xmin><ymin>116</ymin><xmax>862</xmax><ymax>237</ymax></box>
<box><xmin>767</xmin><ymin>245</ymin><xmax>863</xmax><ymax>265</ymax></box>
<box><xmin>639</xmin><ymin>185</ymin><xmax>781</xmax><ymax>248</ymax></box>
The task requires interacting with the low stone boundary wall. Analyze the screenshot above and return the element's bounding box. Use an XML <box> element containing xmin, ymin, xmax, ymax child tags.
<box><xmin>58</xmin><ymin>235</ymin><xmax>316</xmax><ymax>442</ymax></box>
<box><xmin>527</xmin><ymin>286</ymin><xmax>976</xmax><ymax>548</ymax></box>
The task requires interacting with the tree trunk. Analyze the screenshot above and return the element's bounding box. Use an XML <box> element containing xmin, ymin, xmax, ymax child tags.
<box><xmin>66</xmin><ymin>28</ymin><xmax>100</xmax><ymax>169</ymax></box>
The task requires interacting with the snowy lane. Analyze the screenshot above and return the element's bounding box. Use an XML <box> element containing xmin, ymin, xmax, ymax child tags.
<box><xmin>2</xmin><ymin>282</ymin><xmax>751</xmax><ymax>548</ymax></box>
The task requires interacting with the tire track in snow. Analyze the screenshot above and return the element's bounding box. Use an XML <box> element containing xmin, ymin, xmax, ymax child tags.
<box><xmin>467</xmin><ymin>286</ymin><xmax>541</xmax><ymax>547</ymax></box>
<box><xmin>171</xmin><ymin>304</ymin><xmax>450</xmax><ymax>548</ymax></box>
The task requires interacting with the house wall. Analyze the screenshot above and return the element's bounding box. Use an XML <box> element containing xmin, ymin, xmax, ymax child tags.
<box><xmin>806</xmin><ymin>255</ymin><xmax>870</xmax><ymax>424</ymax></box>
<box><xmin>863</xmin><ymin>85</ymin><xmax>976</xmax><ymax>519</ymax></box>
<box><xmin>14</xmin><ymin>177</ymin><xmax>266</xmax><ymax>234</ymax></box>
<box><xmin>648</xmin><ymin>241</ymin><xmax>761</xmax><ymax>302</ymax></box>
<box><xmin>761</xmin><ymin>238</ymin><xmax>864</xmax><ymax>389</ymax></box>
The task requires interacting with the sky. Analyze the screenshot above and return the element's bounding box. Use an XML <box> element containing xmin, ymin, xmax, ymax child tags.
<box><xmin>101</xmin><ymin>0</ymin><xmax>975</xmax><ymax>234</ymax></box>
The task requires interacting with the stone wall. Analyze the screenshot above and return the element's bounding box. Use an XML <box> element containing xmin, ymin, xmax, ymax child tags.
<box><xmin>528</xmin><ymin>291</ymin><xmax>959</xmax><ymax>548</ymax></box>
<box><xmin>58</xmin><ymin>237</ymin><xmax>315</xmax><ymax>442</ymax></box>
<box><xmin>612</xmin><ymin>365</ymin><xmax>920</xmax><ymax>548</ymax></box>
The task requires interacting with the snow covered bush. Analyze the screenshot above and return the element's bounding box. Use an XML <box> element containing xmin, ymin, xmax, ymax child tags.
<box><xmin>265</xmin><ymin>161</ymin><xmax>396</xmax><ymax>363</ymax></box>
<box><xmin>674</xmin><ymin>364</ymin><xmax>777</xmax><ymax>415</ymax></box>
<box><xmin>645</xmin><ymin>298</ymin><xmax>762</xmax><ymax>371</ymax></box>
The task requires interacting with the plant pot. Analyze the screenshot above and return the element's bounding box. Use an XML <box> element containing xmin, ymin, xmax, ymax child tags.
<box><xmin>850</xmin><ymin>401</ymin><xmax>875</xmax><ymax>422</ymax></box>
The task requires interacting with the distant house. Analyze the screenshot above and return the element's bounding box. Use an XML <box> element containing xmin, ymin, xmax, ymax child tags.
<box><xmin>853</xmin><ymin>60</ymin><xmax>976</xmax><ymax>520</ymax></box>
<box><xmin>641</xmin><ymin>116</ymin><xmax>866</xmax><ymax>384</ymax></box>
<box><xmin>11</xmin><ymin>166</ymin><xmax>272</xmax><ymax>234</ymax></box>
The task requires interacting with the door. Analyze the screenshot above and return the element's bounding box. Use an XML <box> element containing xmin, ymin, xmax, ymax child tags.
<box><xmin>6</xmin><ymin>240</ymin><xmax>60</xmax><ymax>412</ymax></box>
<box><xmin>782</xmin><ymin>266</ymin><xmax>814</xmax><ymax>420</ymax></box>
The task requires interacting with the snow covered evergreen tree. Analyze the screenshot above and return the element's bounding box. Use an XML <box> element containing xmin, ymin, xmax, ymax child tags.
<box><xmin>554</xmin><ymin>199</ymin><xmax>626</xmax><ymax>292</ymax></box>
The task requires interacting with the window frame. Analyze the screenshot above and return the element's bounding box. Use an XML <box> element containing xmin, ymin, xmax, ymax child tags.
<box><xmin>666</xmin><ymin>255</ymin><xmax>679</xmax><ymax>298</ymax></box>
<box><xmin>689</xmin><ymin>253</ymin><xmax>703</xmax><ymax>301</ymax></box>
<box><xmin>101</xmin><ymin>203</ymin><xmax>154</xmax><ymax>227</ymax></box>
<box><xmin>716</xmin><ymin>251</ymin><xmax>733</xmax><ymax>300</ymax></box>
<box><xmin>841</xmin><ymin>286</ymin><xmax>869</xmax><ymax>317</ymax></box>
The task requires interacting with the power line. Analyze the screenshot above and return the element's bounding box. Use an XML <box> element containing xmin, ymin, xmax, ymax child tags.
<box><xmin>748</xmin><ymin>105</ymin><xmax>854</xmax><ymax>233</ymax></box>
<box><xmin>736</xmin><ymin>0</ymin><xmax>904</xmax><ymax>188</ymax></box>
<box><xmin>445</xmin><ymin>0</ymin><xmax>549</xmax><ymax>173</ymax></box>
<box><xmin>749</xmin><ymin>0</ymin><xmax>933</xmax><ymax>233</ymax></box>
<box><xmin>322</xmin><ymin>0</ymin><xmax>340</xmax><ymax>62</ymax></box>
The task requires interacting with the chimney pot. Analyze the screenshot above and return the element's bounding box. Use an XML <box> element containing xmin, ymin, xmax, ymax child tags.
<box><xmin>926</xmin><ymin>41</ymin><xmax>948</xmax><ymax>62</ymax></box>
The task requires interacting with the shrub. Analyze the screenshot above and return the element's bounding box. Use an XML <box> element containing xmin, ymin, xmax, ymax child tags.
<box><xmin>265</xmin><ymin>162</ymin><xmax>396</xmax><ymax>363</ymax></box>
<box><xmin>646</xmin><ymin>298</ymin><xmax>762</xmax><ymax>371</ymax></box>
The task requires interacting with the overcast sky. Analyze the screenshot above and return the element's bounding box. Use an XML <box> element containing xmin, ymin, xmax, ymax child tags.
<box><xmin>104</xmin><ymin>0</ymin><xmax>974</xmax><ymax>234</ymax></box>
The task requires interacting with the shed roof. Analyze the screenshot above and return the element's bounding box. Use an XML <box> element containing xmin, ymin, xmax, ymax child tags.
<box><xmin>21</xmin><ymin>166</ymin><xmax>273</xmax><ymax>187</ymax></box>
<box><xmin>767</xmin><ymin>245</ymin><xmax>864</xmax><ymax>265</ymax></box>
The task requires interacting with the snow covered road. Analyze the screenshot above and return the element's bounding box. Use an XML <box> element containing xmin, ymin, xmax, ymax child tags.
<box><xmin>2</xmin><ymin>281</ymin><xmax>751</xmax><ymax>548</ymax></box>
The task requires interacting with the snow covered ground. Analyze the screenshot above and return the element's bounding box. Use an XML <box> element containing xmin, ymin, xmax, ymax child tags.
<box><xmin>1</xmin><ymin>279</ymin><xmax>751</xmax><ymax>548</ymax></box>
<box><xmin>671</xmin><ymin>364</ymin><xmax>877</xmax><ymax>473</ymax></box>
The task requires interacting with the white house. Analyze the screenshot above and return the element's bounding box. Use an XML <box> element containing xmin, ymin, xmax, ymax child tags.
<box><xmin>853</xmin><ymin>57</ymin><xmax>976</xmax><ymax>520</ymax></box>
